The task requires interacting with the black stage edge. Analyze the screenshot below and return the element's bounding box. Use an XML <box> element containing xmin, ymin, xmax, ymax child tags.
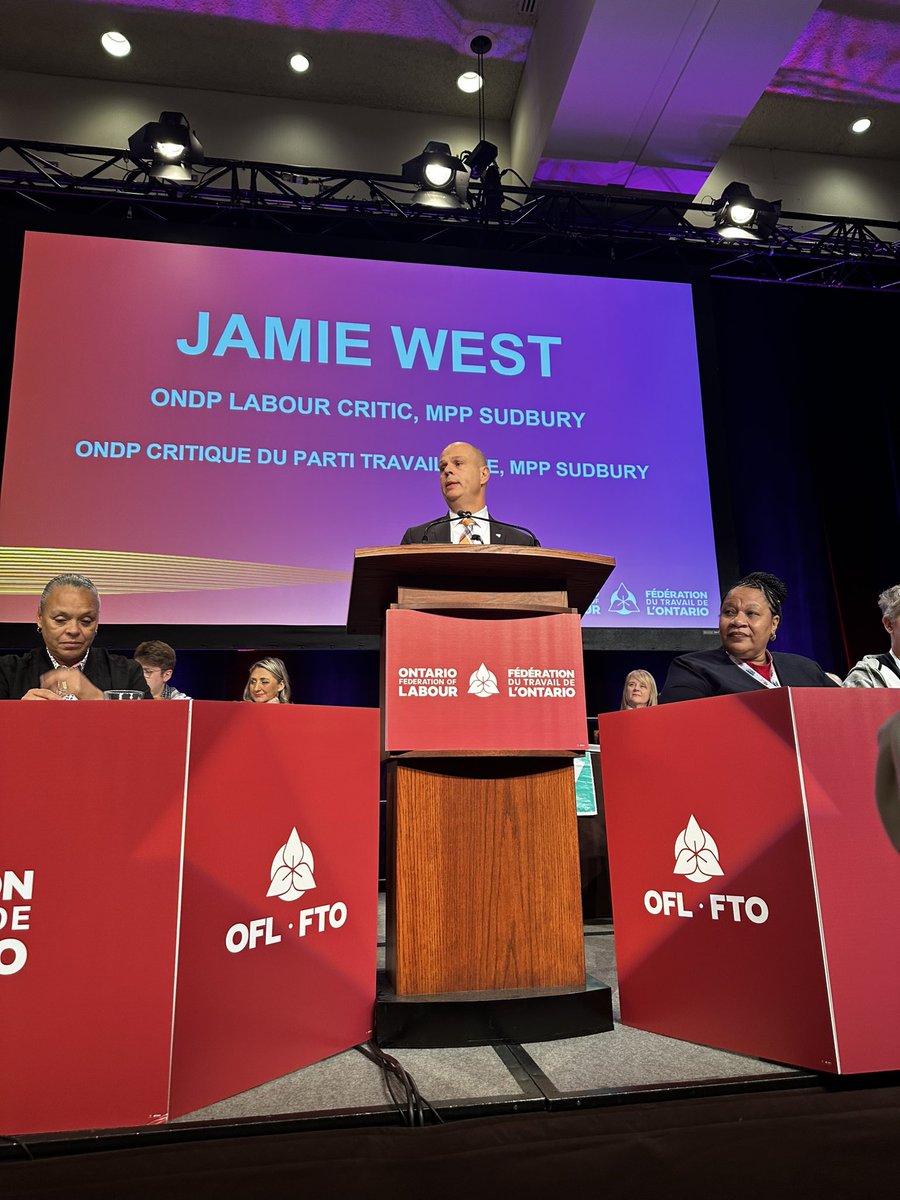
<box><xmin>7</xmin><ymin>1080</ymin><xmax>900</xmax><ymax>1198</ymax></box>
<box><xmin>374</xmin><ymin>972</ymin><xmax>613</xmax><ymax>1048</ymax></box>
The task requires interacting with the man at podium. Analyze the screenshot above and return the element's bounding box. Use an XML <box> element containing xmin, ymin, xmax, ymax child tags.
<box><xmin>400</xmin><ymin>440</ymin><xmax>539</xmax><ymax>546</ymax></box>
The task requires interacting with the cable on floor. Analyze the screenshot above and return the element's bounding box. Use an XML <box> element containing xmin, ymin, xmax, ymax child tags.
<box><xmin>355</xmin><ymin>1041</ymin><xmax>444</xmax><ymax>1127</ymax></box>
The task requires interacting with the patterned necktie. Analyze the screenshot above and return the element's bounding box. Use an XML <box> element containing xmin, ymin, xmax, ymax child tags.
<box><xmin>458</xmin><ymin>517</ymin><xmax>475</xmax><ymax>544</ymax></box>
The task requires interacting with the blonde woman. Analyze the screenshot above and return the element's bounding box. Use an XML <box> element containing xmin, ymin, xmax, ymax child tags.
<box><xmin>243</xmin><ymin>657</ymin><xmax>291</xmax><ymax>704</ymax></box>
<box><xmin>620</xmin><ymin>669</ymin><xmax>658</xmax><ymax>710</ymax></box>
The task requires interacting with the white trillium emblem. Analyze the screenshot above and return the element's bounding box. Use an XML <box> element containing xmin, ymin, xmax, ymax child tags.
<box><xmin>673</xmin><ymin>815</ymin><xmax>724</xmax><ymax>884</ymax></box>
<box><xmin>468</xmin><ymin>663</ymin><xmax>500</xmax><ymax>697</ymax></box>
<box><xmin>267</xmin><ymin>827</ymin><xmax>317</xmax><ymax>902</ymax></box>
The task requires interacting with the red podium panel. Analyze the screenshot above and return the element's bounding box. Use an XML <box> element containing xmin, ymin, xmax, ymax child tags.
<box><xmin>1</xmin><ymin>701</ymin><xmax>380</xmax><ymax>1134</ymax></box>
<box><xmin>170</xmin><ymin>702</ymin><xmax>380</xmax><ymax>1115</ymax></box>
<box><xmin>384</xmin><ymin>609</ymin><xmax>587</xmax><ymax>752</ymax></box>
<box><xmin>600</xmin><ymin>689</ymin><xmax>900</xmax><ymax>1073</ymax></box>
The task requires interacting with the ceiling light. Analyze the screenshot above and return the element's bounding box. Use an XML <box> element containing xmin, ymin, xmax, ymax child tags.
<box><xmin>101</xmin><ymin>31</ymin><xmax>131</xmax><ymax>58</ymax></box>
<box><xmin>457</xmin><ymin>72</ymin><xmax>482</xmax><ymax>94</ymax></box>
<box><xmin>128</xmin><ymin>111</ymin><xmax>204</xmax><ymax>183</ymax></box>
<box><xmin>850</xmin><ymin>117</ymin><xmax>872</xmax><ymax>134</ymax></box>
<box><xmin>289</xmin><ymin>53</ymin><xmax>310</xmax><ymax>74</ymax></box>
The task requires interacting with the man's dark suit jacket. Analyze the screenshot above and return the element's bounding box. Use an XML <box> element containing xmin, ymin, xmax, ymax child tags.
<box><xmin>400</xmin><ymin>516</ymin><xmax>539</xmax><ymax>546</ymax></box>
<box><xmin>0</xmin><ymin>647</ymin><xmax>151</xmax><ymax>699</ymax></box>
<box><xmin>659</xmin><ymin>645</ymin><xmax>839</xmax><ymax>704</ymax></box>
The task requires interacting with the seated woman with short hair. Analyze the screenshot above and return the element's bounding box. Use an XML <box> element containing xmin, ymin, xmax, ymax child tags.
<box><xmin>660</xmin><ymin>571</ymin><xmax>838</xmax><ymax>703</ymax></box>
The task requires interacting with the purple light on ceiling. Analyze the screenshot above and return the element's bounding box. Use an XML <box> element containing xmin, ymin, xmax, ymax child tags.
<box><xmin>75</xmin><ymin>0</ymin><xmax>529</xmax><ymax>59</ymax></box>
<box><xmin>768</xmin><ymin>6</ymin><xmax>900</xmax><ymax>103</ymax></box>
<box><xmin>533</xmin><ymin>158</ymin><xmax>708</xmax><ymax>197</ymax></box>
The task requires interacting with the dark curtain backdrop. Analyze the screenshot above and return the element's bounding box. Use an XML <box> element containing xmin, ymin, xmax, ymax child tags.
<box><xmin>708</xmin><ymin>280</ymin><xmax>899</xmax><ymax>670</ymax></box>
<box><xmin>2</xmin><ymin>271</ymin><xmax>897</xmax><ymax>712</ymax></box>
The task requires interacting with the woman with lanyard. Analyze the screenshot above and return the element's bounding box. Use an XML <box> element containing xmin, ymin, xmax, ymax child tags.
<box><xmin>659</xmin><ymin>571</ymin><xmax>838</xmax><ymax>703</ymax></box>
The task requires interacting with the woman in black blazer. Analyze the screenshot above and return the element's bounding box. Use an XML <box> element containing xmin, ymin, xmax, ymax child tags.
<box><xmin>660</xmin><ymin>571</ymin><xmax>838</xmax><ymax>703</ymax></box>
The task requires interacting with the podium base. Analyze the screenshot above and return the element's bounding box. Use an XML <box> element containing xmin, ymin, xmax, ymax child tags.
<box><xmin>374</xmin><ymin>972</ymin><xmax>613</xmax><ymax>1048</ymax></box>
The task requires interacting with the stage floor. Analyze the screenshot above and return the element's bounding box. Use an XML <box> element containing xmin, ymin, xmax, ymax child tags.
<box><xmin>168</xmin><ymin>904</ymin><xmax>804</xmax><ymax>1130</ymax></box>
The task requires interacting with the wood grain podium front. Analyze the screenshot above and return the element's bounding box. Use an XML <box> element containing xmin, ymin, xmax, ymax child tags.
<box><xmin>348</xmin><ymin>544</ymin><xmax>616</xmax><ymax>1046</ymax></box>
<box><xmin>388</xmin><ymin>757</ymin><xmax>586</xmax><ymax>994</ymax></box>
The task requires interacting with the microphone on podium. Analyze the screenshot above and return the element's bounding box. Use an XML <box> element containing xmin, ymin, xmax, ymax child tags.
<box><xmin>419</xmin><ymin>513</ymin><xmax>540</xmax><ymax>546</ymax></box>
<box><xmin>419</xmin><ymin>513</ymin><xmax>469</xmax><ymax>541</ymax></box>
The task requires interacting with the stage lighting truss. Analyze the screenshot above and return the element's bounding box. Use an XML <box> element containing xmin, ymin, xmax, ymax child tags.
<box><xmin>0</xmin><ymin>137</ymin><xmax>897</xmax><ymax>291</ymax></box>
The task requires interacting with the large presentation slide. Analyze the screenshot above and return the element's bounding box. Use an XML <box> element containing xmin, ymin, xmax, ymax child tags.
<box><xmin>0</xmin><ymin>231</ymin><xmax>719</xmax><ymax>628</ymax></box>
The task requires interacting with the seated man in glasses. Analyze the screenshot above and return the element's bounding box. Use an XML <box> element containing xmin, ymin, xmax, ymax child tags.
<box><xmin>133</xmin><ymin>639</ymin><xmax>191</xmax><ymax>700</ymax></box>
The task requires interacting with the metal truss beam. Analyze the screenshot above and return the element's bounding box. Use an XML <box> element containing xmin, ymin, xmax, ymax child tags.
<box><xmin>1</xmin><ymin>139</ymin><xmax>898</xmax><ymax>291</ymax></box>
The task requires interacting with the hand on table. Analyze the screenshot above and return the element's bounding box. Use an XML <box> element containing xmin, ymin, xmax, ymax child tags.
<box><xmin>38</xmin><ymin>667</ymin><xmax>105</xmax><ymax>701</ymax></box>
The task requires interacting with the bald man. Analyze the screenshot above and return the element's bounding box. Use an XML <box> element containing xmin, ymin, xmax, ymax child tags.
<box><xmin>401</xmin><ymin>441</ymin><xmax>539</xmax><ymax>546</ymax></box>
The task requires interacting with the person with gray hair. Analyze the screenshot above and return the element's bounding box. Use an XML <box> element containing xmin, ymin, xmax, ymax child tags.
<box><xmin>0</xmin><ymin>573</ymin><xmax>150</xmax><ymax>700</ymax></box>
<box><xmin>842</xmin><ymin>585</ymin><xmax>900</xmax><ymax>689</ymax></box>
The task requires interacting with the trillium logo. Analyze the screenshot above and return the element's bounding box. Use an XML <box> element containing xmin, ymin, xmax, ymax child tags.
<box><xmin>608</xmin><ymin>583</ymin><xmax>639</xmax><ymax>615</ymax></box>
<box><xmin>673</xmin><ymin>815</ymin><xmax>724</xmax><ymax>883</ymax></box>
<box><xmin>468</xmin><ymin>663</ymin><xmax>500</xmax><ymax>697</ymax></box>
<box><xmin>266</xmin><ymin>827</ymin><xmax>317</xmax><ymax>902</ymax></box>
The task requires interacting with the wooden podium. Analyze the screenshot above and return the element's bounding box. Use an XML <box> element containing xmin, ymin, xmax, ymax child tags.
<box><xmin>348</xmin><ymin>544</ymin><xmax>615</xmax><ymax>1046</ymax></box>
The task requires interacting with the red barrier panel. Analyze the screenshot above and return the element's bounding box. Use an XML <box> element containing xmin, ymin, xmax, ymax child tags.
<box><xmin>1</xmin><ymin>701</ymin><xmax>380</xmax><ymax>1133</ymax></box>
<box><xmin>384</xmin><ymin>609</ymin><xmax>587</xmax><ymax>752</ymax></box>
<box><xmin>600</xmin><ymin>689</ymin><xmax>900</xmax><ymax>1073</ymax></box>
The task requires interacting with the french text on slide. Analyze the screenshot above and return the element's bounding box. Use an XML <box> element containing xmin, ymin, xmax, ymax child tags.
<box><xmin>72</xmin><ymin>440</ymin><xmax>650</xmax><ymax>480</ymax></box>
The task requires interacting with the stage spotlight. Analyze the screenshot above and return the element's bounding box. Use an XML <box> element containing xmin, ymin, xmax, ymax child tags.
<box><xmin>401</xmin><ymin>141</ymin><xmax>468</xmax><ymax>209</ymax></box>
<box><xmin>128</xmin><ymin>111</ymin><xmax>204</xmax><ymax>182</ymax></box>
<box><xmin>460</xmin><ymin>141</ymin><xmax>503</xmax><ymax>220</ymax></box>
<box><xmin>714</xmin><ymin>181</ymin><xmax>781</xmax><ymax>241</ymax></box>
<box><xmin>462</xmin><ymin>139</ymin><xmax>498</xmax><ymax>178</ymax></box>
